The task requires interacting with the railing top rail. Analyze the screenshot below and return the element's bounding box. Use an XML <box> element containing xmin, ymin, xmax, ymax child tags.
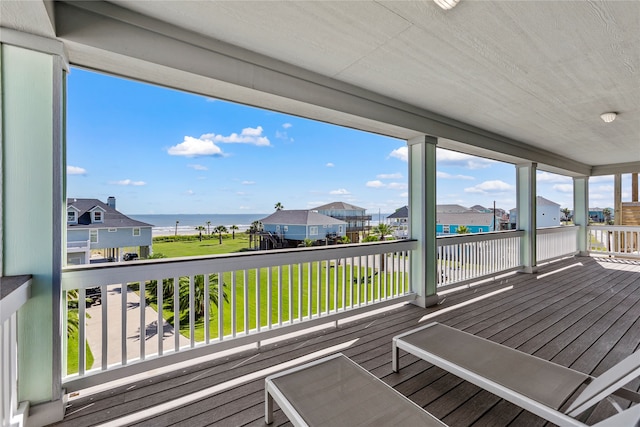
<box><xmin>536</xmin><ymin>226</ymin><xmax>578</xmax><ymax>235</ymax></box>
<box><xmin>1</xmin><ymin>275</ymin><xmax>32</xmax><ymax>323</ymax></box>
<box><xmin>62</xmin><ymin>240</ymin><xmax>417</xmax><ymax>289</ymax></box>
<box><xmin>588</xmin><ymin>225</ymin><xmax>640</xmax><ymax>231</ymax></box>
<box><xmin>436</xmin><ymin>230</ymin><xmax>524</xmax><ymax>246</ymax></box>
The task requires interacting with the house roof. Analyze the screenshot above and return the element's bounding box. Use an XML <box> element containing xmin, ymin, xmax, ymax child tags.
<box><xmin>67</xmin><ymin>198</ymin><xmax>153</xmax><ymax>229</ymax></box>
<box><xmin>536</xmin><ymin>196</ymin><xmax>560</xmax><ymax>207</ymax></box>
<box><xmin>312</xmin><ymin>201</ymin><xmax>366</xmax><ymax>212</ymax></box>
<box><xmin>260</xmin><ymin>210</ymin><xmax>347</xmax><ymax>226</ymax></box>
<box><xmin>436</xmin><ymin>204</ymin><xmax>470</xmax><ymax>214</ymax></box>
<box><xmin>387</xmin><ymin>206</ymin><xmax>408</xmax><ymax>219</ymax></box>
<box><xmin>438</xmin><ymin>212</ymin><xmax>495</xmax><ymax>227</ymax></box>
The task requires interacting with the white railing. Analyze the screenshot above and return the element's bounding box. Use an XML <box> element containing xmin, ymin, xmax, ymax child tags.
<box><xmin>588</xmin><ymin>226</ymin><xmax>640</xmax><ymax>259</ymax></box>
<box><xmin>537</xmin><ymin>226</ymin><xmax>579</xmax><ymax>262</ymax></box>
<box><xmin>67</xmin><ymin>240</ymin><xmax>90</xmax><ymax>249</ymax></box>
<box><xmin>436</xmin><ymin>231</ymin><xmax>524</xmax><ymax>287</ymax></box>
<box><xmin>61</xmin><ymin>240</ymin><xmax>416</xmax><ymax>390</ymax></box>
<box><xmin>1</xmin><ymin>276</ymin><xmax>31</xmax><ymax>427</ymax></box>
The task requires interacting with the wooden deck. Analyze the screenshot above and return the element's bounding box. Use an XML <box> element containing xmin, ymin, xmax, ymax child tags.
<box><xmin>52</xmin><ymin>256</ymin><xmax>640</xmax><ymax>426</ymax></box>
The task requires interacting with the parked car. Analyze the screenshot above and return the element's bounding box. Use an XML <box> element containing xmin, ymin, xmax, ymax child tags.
<box><xmin>85</xmin><ymin>287</ymin><xmax>101</xmax><ymax>306</ymax></box>
<box><xmin>123</xmin><ymin>252</ymin><xmax>139</xmax><ymax>261</ymax></box>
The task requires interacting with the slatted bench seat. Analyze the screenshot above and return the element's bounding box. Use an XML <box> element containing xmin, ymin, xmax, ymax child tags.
<box><xmin>265</xmin><ymin>353</ymin><xmax>447</xmax><ymax>426</ymax></box>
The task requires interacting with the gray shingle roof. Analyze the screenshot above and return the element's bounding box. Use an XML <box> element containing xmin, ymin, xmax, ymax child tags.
<box><xmin>67</xmin><ymin>198</ymin><xmax>153</xmax><ymax>229</ymax></box>
<box><xmin>438</xmin><ymin>212</ymin><xmax>495</xmax><ymax>226</ymax></box>
<box><xmin>312</xmin><ymin>201</ymin><xmax>366</xmax><ymax>211</ymax></box>
<box><xmin>260</xmin><ymin>210</ymin><xmax>347</xmax><ymax>226</ymax></box>
<box><xmin>387</xmin><ymin>206</ymin><xmax>408</xmax><ymax>219</ymax></box>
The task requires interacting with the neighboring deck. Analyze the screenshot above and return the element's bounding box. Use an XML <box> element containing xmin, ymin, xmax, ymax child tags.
<box><xmin>53</xmin><ymin>256</ymin><xmax>640</xmax><ymax>426</ymax></box>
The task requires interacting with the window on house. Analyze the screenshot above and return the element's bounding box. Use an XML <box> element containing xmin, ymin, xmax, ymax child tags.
<box><xmin>283</xmin><ymin>226</ymin><xmax>288</xmax><ymax>232</ymax></box>
<box><xmin>94</xmin><ymin>211</ymin><xmax>102</xmax><ymax>222</ymax></box>
<box><xmin>90</xmin><ymin>229</ymin><xmax>98</xmax><ymax>243</ymax></box>
<box><xmin>443</xmin><ymin>225</ymin><xmax>450</xmax><ymax>234</ymax></box>
<box><xmin>310</xmin><ymin>226</ymin><xmax>318</xmax><ymax>235</ymax></box>
<box><xmin>339</xmin><ymin>225</ymin><xmax>343</xmax><ymax>233</ymax></box>
<box><xmin>67</xmin><ymin>211</ymin><xmax>76</xmax><ymax>222</ymax></box>
<box><xmin>108</xmin><ymin>228</ymin><xmax>117</xmax><ymax>232</ymax></box>
<box><xmin>133</xmin><ymin>228</ymin><xmax>140</xmax><ymax>236</ymax></box>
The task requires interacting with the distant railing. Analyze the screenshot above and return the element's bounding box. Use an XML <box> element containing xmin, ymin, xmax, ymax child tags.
<box><xmin>1</xmin><ymin>275</ymin><xmax>31</xmax><ymax>427</ymax></box>
<box><xmin>67</xmin><ymin>240</ymin><xmax>90</xmax><ymax>249</ymax></box>
<box><xmin>436</xmin><ymin>231</ymin><xmax>524</xmax><ymax>287</ymax></box>
<box><xmin>588</xmin><ymin>226</ymin><xmax>640</xmax><ymax>259</ymax></box>
<box><xmin>537</xmin><ymin>226</ymin><xmax>579</xmax><ymax>262</ymax></box>
<box><xmin>61</xmin><ymin>240</ymin><xmax>416</xmax><ymax>390</ymax></box>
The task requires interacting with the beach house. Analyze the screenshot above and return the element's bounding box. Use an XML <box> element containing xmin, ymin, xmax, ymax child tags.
<box><xmin>66</xmin><ymin>197</ymin><xmax>153</xmax><ymax>264</ymax></box>
<box><xmin>259</xmin><ymin>209</ymin><xmax>347</xmax><ymax>248</ymax></box>
<box><xmin>509</xmin><ymin>196</ymin><xmax>562</xmax><ymax>230</ymax></box>
<box><xmin>2</xmin><ymin>2</ymin><xmax>639</xmax><ymax>426</ymax></box>
<box><xmin>387</xmin><ymin>205</ymin><xmax>409</xmax><ymax>239</ymax></box>
<box><xmin>312</xmin><ymin>202</ymin><xmax>371</xmax><ymax>243</ymax></box>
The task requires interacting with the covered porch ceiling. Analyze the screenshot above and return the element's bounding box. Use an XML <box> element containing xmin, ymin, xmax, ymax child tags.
<box><xmin>2</xmin><ymin>0</ymin><xmax>638</xmax><ymax>176</ymax></box>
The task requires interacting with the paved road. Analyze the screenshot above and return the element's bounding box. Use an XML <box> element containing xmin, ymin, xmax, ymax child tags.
<box><xmin>85</xmin><ymin>284</ymin><xmax>189</xmax><ymax>367</ymax></box>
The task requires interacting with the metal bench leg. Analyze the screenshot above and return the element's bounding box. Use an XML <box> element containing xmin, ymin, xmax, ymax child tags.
<box><xmin>265</xmin><ymin>388</ymin><xmax>274</xmax><ymax>424</ymax></box>
<box><xmin>392</xmin><ymin>339</ymin><xmax>400</xmax><ymax>372</ymax></box>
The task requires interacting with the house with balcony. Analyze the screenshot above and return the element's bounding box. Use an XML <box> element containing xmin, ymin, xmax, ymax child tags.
<box><xmin>387</xmin><ymin>205</ymin><xmax>409</xmax><ymax>239</ymax></box>
<box><xmin>66</xmin><ymin>197</ymin><xmax>153</xmax><ymax>264</ymax></box>
<box><xmin>312</xmin><ymin>201</ymin><xmax>371</xmax><ymax>243</ymax></box>
<box><xmin>259</xmin><ymin>210</ymin><xmax>347</xmax><ymax>248</ymax></box>
<box><xmin>2</xmin><ymin>2</ymin><xmax>640</xmax><ymax>427</ymax></box>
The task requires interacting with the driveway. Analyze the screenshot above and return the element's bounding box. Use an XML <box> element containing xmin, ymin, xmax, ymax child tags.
<box><xmin>85</xmin><ymin>284</ymin><xmax>190</xmax><ymax>367</ymax></box>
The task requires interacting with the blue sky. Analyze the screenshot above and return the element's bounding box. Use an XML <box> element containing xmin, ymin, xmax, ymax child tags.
<box><xmin>67</xmin><ymin>68</ymin><xmax>625</xmax><ymax>215</ymax></box>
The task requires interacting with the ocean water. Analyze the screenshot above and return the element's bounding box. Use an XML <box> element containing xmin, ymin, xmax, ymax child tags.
<box><xmin>129</xmin><ymin>214</ymin><xmax>268</xmax><ymax>236</ymax></box>
<box><xmin>130</xmin><ymin>213</ymin><xmax>390</xmax><ymax>237</ymax></box>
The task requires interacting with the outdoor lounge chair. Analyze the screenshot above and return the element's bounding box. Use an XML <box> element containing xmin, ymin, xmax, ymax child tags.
<box><xmin>392</xmin><ymin>322</ymin><xmax>640</xmax><ymax>427</ymax></box>
<box><xmin>265</xmin><ymin>353</ymin><xmax>447</xmax><ymax>426</ymax></box>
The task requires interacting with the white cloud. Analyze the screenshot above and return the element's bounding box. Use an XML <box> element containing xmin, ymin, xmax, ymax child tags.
<box><xmin>67</xmin><ymin>165</ymin><xmax>87</xmax><ymax>175</ymax></box>
<box><xmin>389</xmin><ymin>146</ymin><xmax>408</xmax><ymax>162</ymax></box>
<box><xmin>537</xmin><ymin>171</ymin><xmax>571</xmax><ymax>183</ymax></box>
<box><xmin>170</xmin><ymin>126</ymin><xmax>271</xmax><ymax>157</ymax></box>
<box><xmin>366</xmin><ymin>180</ymin><xmax>385</xmax><ymax>188</ymax></box>
<box><xmin>553</xmin><ymin>184</ymin><xmax>574</xmax><ymax>193</ymax></box>
<box><xmin>275</xmin><ymin>130</ymin><xmax>294</xmax><ymax>142</ymax></box>
<box><xmin>242</xmin><ymin>180</ymin><xmax>256</xmax><ymax>185</ymax></box>
<box><xmin>326</xmin><ymin>162</ymin><xmax>335</xmax><ymax>167</ymax></box>
<box><xmin>437</xmin><ymin>150</ymin><xmax>495</xmax><ymax>169</ymax></box>
<box><xmin>186</xmin><ymin>189</ymin><xmax>194</xmax><ymax>195</ymax></box>
<box><xmin>464</xmin><ymin>180</ymin><xmax>513</xmax><ymax>194</ymax></box>
<box><xmin>377</xmin><ymin>173</ymin><xmax>403</xmax><ymax>179</ymax></box>
<box><xmin>437</xmin><ymin>171</ymin><xmax>475</xmax><ymax>180</ymax></box>
<box><xmin>400</xmin><ymin>192</ymin><xmax>409</xmax><ymax>198</ymax></box>
<box><xmin>330</xmin><ymin>188</ymin><xmax>351</xmax><ymax>195</ymax></box>
<box><xmin>111</xmin><ymin>179</ymin><xmax>146</xmax><ymax>186</ymax></box>
<box><xmin>282</xmin><ymin>123</ymin><xmax>292</xmax><ymax>129</ymax></box>
<box><xmin>168</xmin><ymin>136</ymin><xmax>224</xmax><ymax>157</ymax></box>
<box><xmin>188</xmin><ymin>164</ymin><xmax>208</xmax><ymax>171</ymax></box>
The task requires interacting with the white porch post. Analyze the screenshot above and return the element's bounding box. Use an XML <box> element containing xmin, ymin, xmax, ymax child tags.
<box><xmin>614</xmin><ymin>174</ymin><xmax>622</xmax><ymax>225</ymax></box>
<box><xmin>573</xmin><ymin>176</ymin><xmax>589</xmax><ymax>255</ymax></box>
<box><xmin>1</xmin><ymin>30</ymin><xmax>67</xmax><ymax>424</ymax></box>
<box><xmin>516</xmin><ymin>163</ymin><xmax>537</xmax><ymax>273</ymax></box>
<box><xmin>408</xmin><ymin>136</ymin><xmax>438</xmax><ymax>307</ymax></box>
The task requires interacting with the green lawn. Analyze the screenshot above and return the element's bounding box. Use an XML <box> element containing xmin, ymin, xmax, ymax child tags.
<box><xmin>67</xmin><ymin>330</ymin><xmax>94</xmax><ymax>374</ymax></box>
<box><xmin>152</xmin><ymin>233</ymin><xmax>253</xmax><ymax>258</ymax></box>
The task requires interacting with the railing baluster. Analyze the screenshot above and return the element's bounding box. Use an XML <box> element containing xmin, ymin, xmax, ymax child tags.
<box><xmin>288</xmin><ymin>265</ymin><xmax>293</xmax><ymax>324</ymax></box>
<box><xmin>363</xmin><ymin>255</ymin><xmax>368</xmax><ymax>304</ymax></box>
<box><xmin>333</xmin><ymin>259</ymin><xmax>338</xmax><ymax>313</ymax></box>
<box><xmin>277</xmin><ymin>266</ymin><xmax>282</xmax><ymax>326</ymax></box>
<box><xmin>139</xmin><ymin>280</ymin><xmax>146</xmax><ymax>360</ymax></box>
<box><xmin>307</xmin><ymin>262</ymin><xmax>312</xmax><ymax>319</ymax></box>
<box><xmin>244</xmin><ymin>270</ymin><xmax>249</xmax><ymax>334</ymax></box>
<box><xmin>101</xmin><ymin>285</ymin><xmax>108</xmax><ymax>369</ymax></box>
<box><xmin>231</xmin><ymin>271</ymin><xmax>237</xmax><ymax>337</ymax></box>
<box><xmin>121</xmin><ymin>282</ymin><xmax>127</xmax><ymax>365</ymax></box>
<box><xmin>267</xmin><ymin>267</ymin><xmax>273</xmax><ymax>329</ymax></box>
<box><xmin>79</xmin><ymin>287</ymin><xmax>86</xmax><ymax>375</ymax></box>
<box><xmin>189</xmin><ymin>276</ymin><xmax>195</xmax><ymax>348</ymax></box>
<box><xmin>298</xmin><ymin>263</ymin><xmax>303</xmax><ymax>321</ymax></box>
<box><xmin>256</xmin><ymin>269</ymin><xmax>261</xmax><ymax>332</ymax></box>
<box><xmin>157</xmin><ymin>278</ymin><xmax>164</xmax><ymax>356</ymax></box>
<box><xmin>316</xmin><ymin>261</ymin><xmax>321</xmax><ymax>315</ymax></box>
<box><xmin>218</xmin><ymin>273</ymin><xmax>224</xmax><ymax>341</ymax></box>
<box><xmin>204</xmin><ymin>274</ymin><xmax>210</xmax><ymax>344</ymax></box>
<box><xmin>173</xmin><ymin>277</ymin><xmax>180</xmax><ymax>352</ymax></box>
<box><xmin>341</xmin><ymin>258</ymin><xmax>346</xmax><ymax>310</ymax></box>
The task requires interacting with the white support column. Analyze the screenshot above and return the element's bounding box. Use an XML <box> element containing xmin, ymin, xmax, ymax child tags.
<box><xmin>408</xmin><ymin>135</ymin><xmax>438</xmax><ymax>307</ymax></box>
<box><xmin>516</xmin><ymin>163</ymin><xmax>537</xmax><ymax>273</ymax></box>
<box><xmin>614</xmin><ymin>174</ymin><xmax>622</xmax><ymax>225</ymax></box>
<box><xmin>573</xmin><ymin>176</ymin><xmax>589</xmax><ymax>256</ymax></box>
<box><xmin>1</xmin><ymin>31</ymin><xmax>67</xmax><ymax>425</ymax></box>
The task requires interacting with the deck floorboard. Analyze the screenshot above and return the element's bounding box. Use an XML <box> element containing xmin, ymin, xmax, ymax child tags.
<box><xmin>51</xmin><ymin>257</ymin><xmax>640</xmax><ymax>426</ymax></box>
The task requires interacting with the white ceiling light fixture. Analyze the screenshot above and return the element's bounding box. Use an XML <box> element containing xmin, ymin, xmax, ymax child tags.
<box><xmin>434</xmin><ymin>0</ymin><xmax>461</xmax><ymax>10</ymax></box>
<box><xmin>600</xmin><ymin>112</ymin><xmax>617</xmax><ymax>123</ymax></box>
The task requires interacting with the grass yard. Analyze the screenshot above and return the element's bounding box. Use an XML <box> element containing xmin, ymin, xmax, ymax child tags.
<box><xmin>152</xmin><ymin>233</ymin><xmax>252</xmax><ymax>258</ymax></box>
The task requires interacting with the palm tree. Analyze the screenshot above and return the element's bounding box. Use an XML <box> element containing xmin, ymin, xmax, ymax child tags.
<box><xmin>372</xmin><ymin>223</ymin><xmax>393</xmax><ymax>241</ymax></box>
<box><xmin>213</xmin><ymin>225</ymin><xmax>228</xmax><ymax>244</ymax></box>
<box><xmin>175</xmin><ymin>220</ymin><xmax>179</xmax><ymax>236</ymax></box>
<box><xmin>274</xmin><ymin>202</ymin><xmax>284</xmax><ymax>211</ymax></box>
<box><xmin>603</xmin><ymin>207</ymin><xmax>612</xmax><ymax>224</ymax></box>
<box><xmin>206</xmin><ymin>221</ymin><xmax>211</xmax><ymax>235</ymax></box>
<box><xmin>457</xmin><ymin>225</ymin><xmax>470</xmax><ymax>234</ymax></box>
<box><xmin>249</xmin><ymin>220</ymin><xmax>263</xmax><ymax>249</ymax></box>
<box><xmin>230</xmin><ymin>224</ymin><xmax>239</xmax><ymax>239</ymax></box>
<box><xmin>145</xmin><ymin>276</ymin><xmax>228</xmax><ymax>324</ymax></box>
<box><xmin>561</xmin><ymin>207</ymin><xmax>571</xmax><ymax>224</ymax></box>
<box><xmin>195</xmin><ymin>225</ymin><xmax>206</xmax><ymax>241</ymax></box>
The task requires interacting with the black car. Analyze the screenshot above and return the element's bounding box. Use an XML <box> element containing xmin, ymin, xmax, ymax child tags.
<box><xmin>123</xmin><ymin>252</ymin><xmax>139</xmax><ymax>261</ymax></box>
